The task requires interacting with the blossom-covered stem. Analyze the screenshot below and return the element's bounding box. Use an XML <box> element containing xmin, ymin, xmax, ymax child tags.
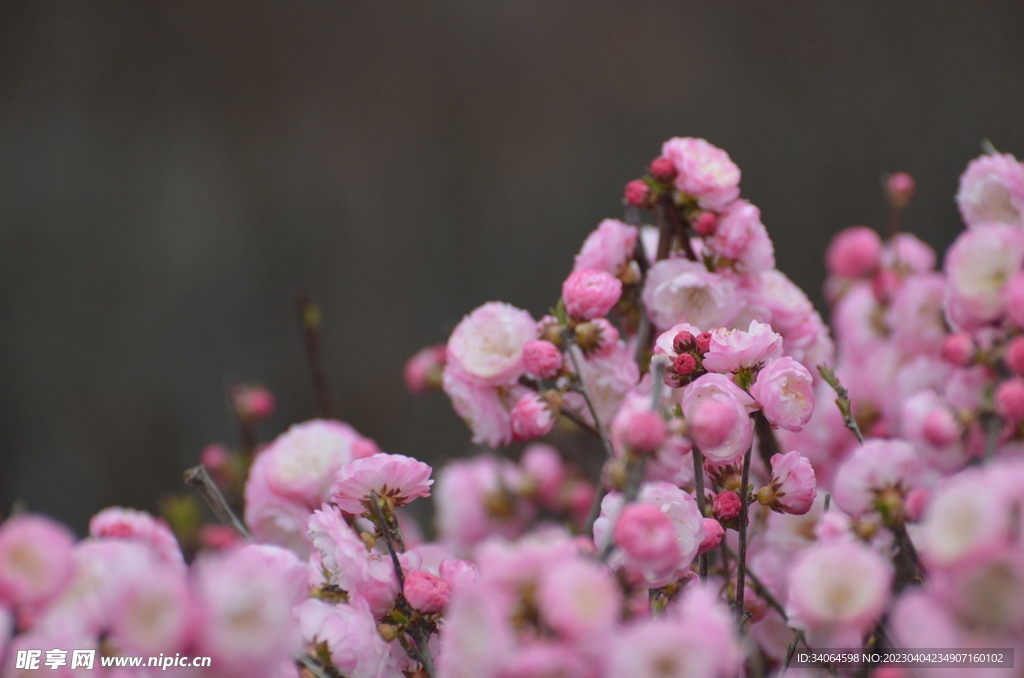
<box><xmin>754</xmin><ymin>410</ymin><xmax>783</xmax><ymax>471</ymax></box>
<box><xmin>657</xmin><ymin>192</ymin><xmax>697</xmax><ymax>261</ymax></box>
<box><xmin>296</xmin><ymin>294</ymin><xmax>336</xmax><ymax>419</ymax></box>
<box><xmin>734</xmin><ymin>445</ymin><xmax>753</xmax><ymax>624</ymax></box>
<box><xmin>566</xmin><ymin>342</ymin><xmax>618</xmax><ymax>467</ymax></box>
<box><xmin>183</xmin><ymin>464</ymin><xmax>253</xmax><ymax>541</ymax></box>
<box><xmin>692</xmin><ymin>447</ymin><xmax>709</xmax><ymax>581</ymax></box>
<box><xmin>816</xmin><ymin>364</ymin><xmax>865</xmax><ymax>444</ymax></box>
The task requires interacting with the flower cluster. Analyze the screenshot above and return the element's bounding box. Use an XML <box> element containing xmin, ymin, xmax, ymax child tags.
<box><xmin>4</xmin><ymin>138</ymin><xmax>1024</xmax><ymax>678</ymax></box>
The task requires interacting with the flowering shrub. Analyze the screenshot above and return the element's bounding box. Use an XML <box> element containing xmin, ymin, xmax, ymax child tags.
<box><xmin>3</xmin><ymin>138</ymin><xmax>1024</xmax><ymax>678</ymax></box>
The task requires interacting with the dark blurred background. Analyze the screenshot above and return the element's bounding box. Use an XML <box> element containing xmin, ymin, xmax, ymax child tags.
<box><xmin>2</xmin><ymin>1</ymin><xmax>1023</xmax><ymax>533</ymax></box>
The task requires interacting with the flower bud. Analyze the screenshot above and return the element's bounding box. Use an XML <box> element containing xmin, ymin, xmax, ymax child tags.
<box><xmin>673</xmin><ymin>353</ymin><xmax>698</xmax><ymax>377</ymax></box>
<box><xmin>613</xmin><ymin>504</ymin><xmax>680</xmax><ymax>574</ymax></box>
<box><xmin>624</xmin><ymin>179</ymin><xmax>650</xmax><ymax>207</ymax></box>
<box><xmin>697</xmin><ymin>518</ymin><xmax>725</xmax><ymax>554</ymax></box>
<box><xmin>404</xmin><ymin>344</ymin><xmax>447</xmax><ymax>395</ymax></box>
<box><xmin>1005</xmin><ymin>336</ymin><xmax>1024</xmax><ymax>376</ymax></box>
<box><xmin>672</xmin><ymin>330</ymin><xmax>695</xmax><ymax>354</ymax></box>
<box><xmin>522</xmin><ymin>339</ymin><xmax>563</xmax><ymax>379</ymax></box>
<box><xmin>886</xmin><ymin>172</ymin><xmax>916</xmax><ymax>211</ymax></box>
<box><xmin>942</xmin><ymin>333</ymin><xmax>975</xmax><ymax>366</ymax></box>
<box><xmin>649</xmin><ymin>157</ymin><xmax>678</xmax><ymax>184</ymax></box>
<box><xmin>995</xmin><ymin>378</ymin><xmax>1024</xmax><ymax>422</ymax></box>
<box><xmin>510</xmin><ymin>392</ymin><xmax>558</xmax><ymax>442</ymax></box>
<box><xmin>922</xmin><ymin>408</ymin><xmax>963</xmax><ymax>446</ymax></box>
<box><xmin>694</xmin><ymin>331</ymin><xmax>713</xmax><ymax>354</ymax></box>
<box><xmin>692</xmin><ymin>212</ymin><xmax>719</xmax><ymax>236</ymax></box>
<box><xmin>574</xmin><ymin>318</ymin><xmax>618</xmax><ymax>357</ymax></box>
<box><xmin>404</xmin><ymin>570</ymin><xmax>452</xmax><ymax>614</ymax></box>
<box><xmin>826</xmin><ymin>226</ymin><xmax>883</xmax><ymax>278</ymax></box>
<box><xmin>712</xmin><ymin>490</ymin><xmax>742</xmax><ymax>523</ymax></box>
<box><xmin>231</xmin><ymin>384</ymin><xmax>276</xmax><ymax>422</ymax></box>
<box><xmin>562</xmin><ymin>269</ymin><xmax>623</xmax><ymax>320</ymax></box>
<box><xmin>622</xmin><ymin>411</ymin><xmax>668</xmax><ymax>454</ymax></box>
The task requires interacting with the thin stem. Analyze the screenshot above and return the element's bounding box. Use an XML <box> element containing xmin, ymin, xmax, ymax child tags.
<box><xmin>559</xmin><ymin>406</ymin><xmax>600</xmax><ymax>438</ymax></box>
<box><xmin>754</xmin><ymin>410</ymin><xmax>782</xmax><ymax>470</ymax></box>
<box><xmin>657</xmin><ymin>192</ymin><xmax>697</xmax><ymax>261</ymax></box>
<box><xmin>817</xmin><ymin>365</ymin><xmax>865</xmax><ymax>444</ymax></box>
<box><xmin>734</xmin><ymin>445</ymin><xmax>753</xmax><ymax>625</ymax></box>
<box><xmin>296</xmin><ymin>294</ymin><xmax>336</xmax><ymax>419</ymax></box>
<box><xmin>891</xmin><ymin>520</ymin><xmax>924</xmax><ymax>583</ymax></box>
<box><xmin>721</xmin><ymin>543</ymin><xmax>786</xmax><ymax>620</ymax></box>
<box><xmin>566</xmin><ymin>343</ymin><xmax>618</xmax><ymax>473</ymax></box>
<box><xmin>368</xmin><ymin>494</ymin><xmax>406</xmax><ymax>590</ymax></box>
<box><xmin>777</xmin><ymin>629</ymin><xmax>806</xmax><ymax>678</ymax></box>
<box><xmin>984</xmin><ymin>412</ymin><xmax>1001</xmax><ymax>459</ymax></box>
<box><xmin>184</xmin><ymin>465</ymin><xmax>252</xmax><ymax>541</ymax></box>
<box><xmin>692</xmin><ymin>447</ymin><xmax>709</xmax><ymax>582</ymax></box>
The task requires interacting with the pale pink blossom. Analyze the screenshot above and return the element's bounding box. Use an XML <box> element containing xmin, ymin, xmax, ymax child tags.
<box><xmin>681</xmin><ymin>373</ymin><xmax>757</xmax><ymax>464</ymax></box>
<box><xmin>244</xmin><ymin>461</ymin><xmax>318</xmax><ymax>556</ymax></box>
<box><xmin>573</xmin><ymin>218</ymin><xmax>639</xmax><ymax>276</ymax></box>
<box><xmin>661</xmin><ymin>137</ymin><xmax>741</xmax><ymax>210</ymax></box>
<box><xmin>497</xmin><ymin>643</ymin><xmax>594</xmax><ymax>678</ymax></box>
<box><xmin>888</xmin><ymin>273</ymin><xmax>948</xmax><ymax>357</ymax></box>
<box><xmin>521</xmin><ymin>339</ymin><xmax>562</xmax><ymax>379</ymax></box>
<box><xmin>944</xmin><ymin>222</ymin><xmax>1024</xmax><ymax>330</ymax></box>
<box><xmin>594</xmin><ymin>482</ymin><xmax>705</xmax><ymax>588</ymax></box>
<box><xmin>509</xmin><ymin>392</ymin><xmax>557</xmax><ymax>442</ymax></box>
<box><xmin>441</xmin><ymin>366</ymin><xmax>517</xmax><ymax>448</ymax></box>
<box><xmin>446</xmin><ymin>302</ymin><xmax>536</xmax><ymax>387</ymax></box>
<box><xmin>942</xmin><ymin>332</ymin><xmax>975</xmax><ymax>366</ymax></box>
<box><xmin>956</xmin><ymin>151</ymin><xmax>1024</xmax><ymax>228</ymax></box>
<box><xmin>562</xmin><ymin>268</ymin><xmax>622</xmax><ymax>320</ymax></box>
<box><xmin>1007</xmin><ymin>271</ymin><xmax>1024</xmax><ymax>326</ymax></box>
<box><xmin>0</xmin><ymin>514</ymin><xmax>76</xmax><ymax>611</ymax></box>
<box><xmin>612</xmin><ymin>504</ymin><xmax>681</xmax><ymax>576</ymax></box>
<box><xmin>331</xmin><ymin>453</ymin><xmax>433</xmax><ymax>515</ymax></box>
<box><xmin>701</xmin><ymin>320</ymin><xmax>783</xmax><ymax>373</ymax></box>
<box><xmin>193</xmin><ymin>545</ymin><xmax>305</xmax><ymax>677</ymax></box>
<box><xmin>404</xmin><ymin>343</ymin><xmax>447</xmax><ymax>395</ymax></box>
<box><xmin>297</xmin><ymin>598</ymin><xmax>399</xmax><ymax>678</ymax></box>
<box><xmin>307</xmin><ymin>505</ymin><xmax>399</xmax><ymax>615</ymax></box>
<box><xmin>758</xmin><ymin>451</ymin><xmax>817</xmax><ymax>515</ymax></box>
<box><xmin>710</xmin><ymin>199</ymin><xmax>775</xmax><ymax>273</ymax></box>
<box><xmin>890</xmin><ymin>589</ymin><xmax>966</xmax><ymax>655</ymax></box>
<box><xmin>826</xmin><ymin>226</ymin><xmax>883</xmax><ymax>278</ymax></box>
<box><xmin>609</xmin><ymin>587</ymin><xmax>739</xmax><ymax>678</ymax></box>
<box><xmin>786</xmin><ymin>541</ymin><xmax>893</xmax><ymax>642</ymax></box>
<box><xmin>750</xmin><ymin>357</ymin><xmax>815</xmax><ymax>432</ymax></box>
<box><xmin>831</xmin><ymin>439</ymin><xmax>924</xmax><ymax>519</ymax></box>
<box><xmin>434</xmin><ymin>456</ymin><xmax>534</xmax><ymax>556</ymax></box>
<box><xmin>883</xmin><ymin>232</ymin><xmax>937</xmax><ymax>273</ymax></box>
<box><xmin>995</xmin><ymin>377</ymin><xmax>1024</xmax><ymax>421</ymax></box>
<box><xmin>642</xmin><ymin>258</ymin><xmax>739</xmax><ymax>331</ymax></box>
<box><xmin>621</xmin><ymin>410</ymin><xmax>668</xmax><ymax>454</ymax></box>
<box><xmin>404</xmin><ymin>570</ymin><xmax>452</xmax><ymax>614</ymax></box>
<box><xmin>900</xmin><ymin>390</ymin><xmax>966</xmax><ymax>472</ymax></box>
<box><xmin>88</xmin><ymin>507</ymin><xmax>184</xmax><ymax>569</ymax></box>
<box><xmin>536</xmin><ymin>557</ymin><xmax>622</xmax><ymax>640</ymax></box>
<box><xmin>107</xmin><ymin>558</ymin><xmax>193</xmax><ymax>655</ymax></box>
<box><xmin>437</xmin><ymin>579</ymin><xmax>516</xmax><ymax>678</ymax></box>
<box><xmin>258</xmin><ymin>419</ymin><xmax>381</xmax><ymax>509</ymax></box>
<box><xmin>519</xmin><ymin>443</ymin><xmax>564</xmax><ymax>508</ymax></box>
<box><xmin>562</xmin><ymin>343</ymin><xmax>639</xmax><ymax>427</ymax></box>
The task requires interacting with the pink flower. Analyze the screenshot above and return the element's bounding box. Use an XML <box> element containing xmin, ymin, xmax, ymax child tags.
<box><xmin>0</xmin><ymin>514</ymin><xmax>76</xmax><ymax>610</ymax></box>
<box><xmin>609</xmin><ymin>587</ymin><xmax>739</xmax><ymax>678</ymax></box>
<box><xmin>642</xmin><ymin>259</ymin><xmax>739</xmax><ymax>331</ymax></box>
<box><xmin>624</xmin><ymin>179</ymin><xmax>650</xmax><ymax>207</ymax></box>
<box><xmin>499</xmin><ymin>643</ymin><xmax>594</xmax><ymax>678</ymax></box>
<box><xmin>107</xmin><ymin>559</ymin><xmax>193</xmax><ymax>655</ymax></box>
<box><xmin>956</xmin><ymin>151</ymin><xmax>1024</xmax><ymax>228</ymax></box>
<box><xmin>577</xmin><ymin>317</ymin><xmax>619</xmax><ymax>358</ymax></box>
<box><xmin>661</xmin><ymin>137</ymin><xmax>742</xmax><ymax>210</ymax></box>
<box><xmin>653</xmin><ymin>322</ymin><xmax>704</xmax><ymax>358</ymax></box>
<box><xmin>1007</xmin><ymin>271</ymin><xmax>1024</xmax><ymax>326</ymax></box>
<box><xmin>88</xmin><ymin>507</ymin><xmax>184</xmax><ymax>569</ymax></box>
<box><xmin>446</xmin><ymin>301</ymin><xmax>537</xmax><ymax>387</ymax></box>
<box><xmin>680</xmin><ymin>373</ymin><xmax>757</xmax><ymax>464</ymax></box>
<box><xmin>1005</xmin><ymin>336</ymin><xmax>1024</xmax><ymax>375</ymax></box>
<box><xmin>573</xmin><ymin>218</ymin><xmax>639</xmax><ymax>276</ymax></box>
<box><xmin>749</xmin><ymin>357</ymin><xmax>815</xmax><ymax>432</ymax></box>
<box><xmin>613</xmin><ymin>504</ymin><xmax>681</xmax><ymax>576</ymax></box>
<box><xmin>710</xmin><ymin>200</ymin><xmax>775</xmax><ymax>273</ymax></box>
<box><xmin>437</xmin><ymin>579</ymin><xmax>516</xmax><ymax>678</ymax></box>
<box><xmin>944</xmin><ymin>223</ymin><xmax>1024</xmax><ymax>330</ymax></box>
<box><xmin>404</xmin><ymin>343</ymin><xmax>447</xmax><ymax>395</ymax></box>
<box><xmin>594</xmin><ymin>482</ymin><xmax>705</xmax><ymax>588</ymax></box>
<box><xmin>831</xmin><ymin>439</ymin><xmax>923</xmax><ymax>519</ymax></box>
<box><xmin>519</xmin><ymin>443</ymin><xmax>565</xmax><ymax>509</ymax></box>
<box><xmin>441</xmin><ymin>366</ymin><xmax>517</xmax><ymax>448</ymax></box>
<box><xmin>434</xmin><ymin>455</ymin><xmax>534</xmax><ymax>556</ymax></box>
<box><xmin>521</xmin><ymin>339</ymin><xmax>562</xmax><ymax>379</ymax></box>
<box><xmin>297</xmin><ymin>598</ymin><xmax>398</xmax><ymax>678</ymax></box>
<box><xmin>886</xmin><ymin>172</ymin><xmax>916</xmax><ymax>209</ymax></box>
<box><xmin>701</xmin><ymin>320</ymin><xmax>784</xmax><ymax>373</ymax></box>
<box><xmin>826</xmin><ymin>226</ymin><xmax>883</xmax><ymax>278</ymax></box>
<box><xmin>995</xmin><ymin>377</ymin><xmax>1024</xmax><ymax>421</ymax></box>
<box><xmin>193</xmin><ymin>545</ymin><xmax>305</xmax><ymax>676</ymax></box>
<box><xmin>404</xmin><ymin>570</ymin><xmax>452</xmax><ymax>614</ymax></box>
<box><xmin>561</xmin><ymin>268</ymin><xmax>623</xmax><ymax>320</ymax></box>
<box><xmin>536</xmin><ymin>558</ymin><xmax>622</xmax><ymax>641</ymax></box>
<box><xmin>883</xmin><ymin>232</ymin><xmax>937</xmax><ymax>273</ymax></box>
<box><xmin>786</xmin><ymin>541</ymin><xmax>893</xmax><ymax>643</ymax></box>
<box><xmin>509</xmin><ymin>392</ymin><xmax>557</xmax><ymax>442</ymax></box>
<box><xmin>758</xmin><ymin>451</ymin><xmax>817</xmax><ymax>515</ymax></box>
<box><xmin>562</xmin><ymin>343</ymin><xmax>639</xmax><ymax>427</ymax></box>
<box><xmin>331</xmin><ymin>453</ymin><xmax>433</xmax><ymax>515</ymax></box>
<box><xmin>941</xmin><ymin>333</ymin><xmax>975</xmax><ymax>366</ymax></box>
<box><xmin>258</xmin><ymin>419</ymin><xmax>381</xmax><ymax>509</ymax></box>
<box><xmin>888</xmin><ymin>273</ymin><xmax>948</xmax><ymax>358</ymax></box>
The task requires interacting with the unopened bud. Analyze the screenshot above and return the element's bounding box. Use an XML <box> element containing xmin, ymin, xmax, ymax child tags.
<box><xmin>377</xmin><ymin>624</ymin><xmax>399</xmax><ymax>642</ymax></box>
<box><xmin>886</xmin><ymin>172</ymin><xmax>916</xmax><ymax>211</ymax></box>
<box><xmin>231</xmin><ymin>384</ymin><xmax>276</xmax><ymax>422</ymax></box>
<box><xmin>672</xmin><ymin>330</ymin><xmax>695</xmax><ymax>354</ymax></box>
<box><xmin>692</xmin><ymin>212</ymin><xmax>719</xmax><ymax>236</ymax></box>
<box><xmin>942</xmin><ymin>333</ymin><xmax>975</xmax><ymax>367</ymax></box>
<box><xmin>648</xmin><ymin>157</ymin><xmax>678</xmax><ymax>184</ymax></box>
<box><xmin>673</xmin><ymin>353</ymin><xmax>698</xmax><ymax>377</ymax></box>
<box><xmin>695</xmin><ymin>331</ymin><xmax>713</xmax><ymax>354</ymax></box>
<box><xmin>624</xmin><ymin>179</ymin><xmax>651</xmax><ymax>207</ymax></box>
<box><xmin>712</xmin><ymin>490</ymin><xmax>742</xmax><ymax>523</ymax></box>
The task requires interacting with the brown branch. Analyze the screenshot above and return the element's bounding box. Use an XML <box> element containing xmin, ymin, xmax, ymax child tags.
<box><xmin>296</xmin><ymin>293</ymin><xmax>336</xmax><ymax>419</ymax></box>
<box><xmin>184</xmin><ymin>465</ymin><xmax>253</xmax><ymax>541</ymax></box>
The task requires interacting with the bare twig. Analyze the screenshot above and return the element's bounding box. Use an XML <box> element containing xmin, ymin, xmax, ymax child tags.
<box><xmin>721</xmin><ymin>543</ymin><xmax>786</xmax><ymax>619</ymax></box>
<box><xmin>296</xmin><ymin>294</ymin><xmax>336</xmax><ymax>419</ymax></box>
<box><xmin>817</xmin><ymin>365</ymin><xmax>865</xmax><ymax>444</ymax></box>
<box><xmin>754</xmin><ymin>410</ymin><xmax>782</xmax><ymax>470</ymax></box>
<box><xmin>735</xmin><ymin>444</ymin><xmax>753</xmax><ymax>624</ymax></box>
<box><xmin>184</xmin><ymin>465</ymin><xmax>252</xmax><ymax>541</ymax></box>
<box><xmin>778</xmin><ymin>629</ymin><xmax>807</xmax><ymax>678</ymax></box>
<box><xmin>657</xmin><ymin>192</ymin><xmax>697</xmax><ymax>261</ymax></box>
<box><xmin>692</xmin><ymin>447</ymin><xmax>709</xmax><ymax>582</ymax></box>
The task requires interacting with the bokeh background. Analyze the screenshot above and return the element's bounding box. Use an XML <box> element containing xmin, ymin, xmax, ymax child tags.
<box><xmin>2</xmin><ymin>1</ymin><xmax>1023</xmax><ymax>533</ymax></box>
